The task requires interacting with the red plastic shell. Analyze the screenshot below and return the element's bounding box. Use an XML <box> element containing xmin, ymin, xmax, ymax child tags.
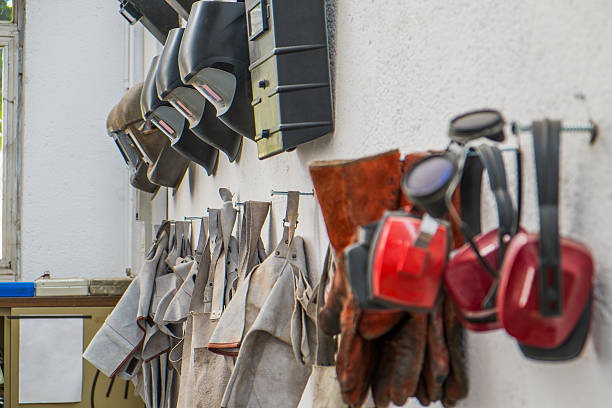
<box><xmin>445</xmin><ymin>228</ymin><xmax>509</xmax><ymax>331</ymax></box>
<box><xmin>497</xmin><ymin>232</ymin><xmax>593</xmax><ymax>348</ymax></box>
<box><xmin>371</xmin><ymin>215</ymin><xmax>447</xmax><ymax>310</ymax></box>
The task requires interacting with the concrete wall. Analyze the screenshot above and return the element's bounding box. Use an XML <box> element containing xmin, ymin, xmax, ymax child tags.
<box><xmin>160</xmin><ymin>0</ymin><xmax>612</xmax><ymax>407</ymax></box>
<box><xmin>21</xmin><ymin>0</ymin><xmax>130</xmax><ymax>281</ymax></box>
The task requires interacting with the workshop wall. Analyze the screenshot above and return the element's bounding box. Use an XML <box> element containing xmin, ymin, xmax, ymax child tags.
<box><xmin>21</xmin><ymin>0</ymin><xmax>130</xmax><ymax>281</ymax></box>
<box><xmin>144</xmin><ymin>0</ymin><xmax>612</xmax><ymax>407</ymax></box>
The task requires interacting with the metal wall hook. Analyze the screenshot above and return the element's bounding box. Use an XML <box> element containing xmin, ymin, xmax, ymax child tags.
<box><xmin>511</xmin><ymin>120</ymin><xmax>598</xmax><ymax>145</ymax></box>
<box><xmin>184</xmin><ymin>216</ymin><xmax>204</xmax><ymax>221</ymax></box>
<box><xmin>270</xmin><ymin>190</ymin><xmax>315</xmax><ymax>196</ymax></box>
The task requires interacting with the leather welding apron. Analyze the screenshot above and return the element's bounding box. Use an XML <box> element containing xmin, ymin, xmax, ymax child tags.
<box><xmin>189</xmin><ymin>189</ymin><xmax>239</xmax><ymax>408</ymax></box>
<box><xmin>83</xmin><ymin>224</ymin><xmax>170</xmax><ymax>379</ymax></box>
<box><xmin>297</xmin><ymin>247</ymin><xmax>346</xmax><ymax>408</ymax></box>
<box><xmin>217</xmin><ymin>192</ymin><xmax>317</xmax><ymax>408</ymax></box>
<box><xmin>143</xmin><ymin>222</ymin><xmax>191</xmax><ymax>408</ymax></box>
<box><xmin>175</xmin><ymin>217</ymin><xmax>209</xmax><ymax>408</ymax></box>
<box><xmin>145</xmin><ymin>222</ymin><xmax>192</xmax><ymax>364</ymax></box>
<box><xmin>208</xmin><ymin>193</ymin><xmax>298</xmax><ymax>356</ymax></box>
<box><xmin>187</xmin><ymin>197</ymin><xmax>269</xmax><ymax>408</ymax></box>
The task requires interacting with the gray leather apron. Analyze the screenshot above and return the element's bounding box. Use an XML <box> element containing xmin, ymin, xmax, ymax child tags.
<box><xmin>83</xmin><ymin>224</ymin><xmax>170</xmax><ymax>379</ymax></box>
<box><xmin>186</xmin><ymin>194</ymin><xmax>269</xmax><ymax>408</ymax></box>
<box><xmin>208</xmin><ymin>192</ymin><xmax>301</xmax><ymax>356</ymax></box>
<box><xmin>189</xmin><ymin>189</ymin><xmax>239</xmax><ymax>408</ymax></box>
<box><xmin>298</xmin><ymin>247</ymin><xmax>346</xmax><ymax>408</ymax></box>
<box><xmin>175</xmin><ymin>217</ymin><xmax>209</xmax><ymax>408</ymax></box>
<box><xmin>217</xmin><ymin>192</ymin><xmax>317</xmax><ymax>408</ymax></box>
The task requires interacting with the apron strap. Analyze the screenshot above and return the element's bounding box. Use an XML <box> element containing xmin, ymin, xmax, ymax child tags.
<box><xmin>275</xmin><ymin>191</ymin><xmax>300</xmax><ymax>257</ymax></box>
<box><xmin>238</xmin><ymin>201</ymin><xmax>270</xmax><ymax>279</ymax></box>
<box><xmin>315</xmin><ymin>246</ymin><xmax>337</xmax><ymax>366</ymax></box>
<box><xmin>205</xmin><ymin>210</ymin><xmax>222</xmax><ymax>314</ymax></box>
<box><xmin>212</xmin><ymin>189</ymin><xmax>238</xmax><ymax>320</ymax></box>
<box><xmin>194</xmin><ymin>217</ymin><xmax>209</xmax><ymax>266</ymax></box>
<box><xmin>190</xmin><ymin>216</ymin><xmax>210</xmax><ymax>313</ymax></box>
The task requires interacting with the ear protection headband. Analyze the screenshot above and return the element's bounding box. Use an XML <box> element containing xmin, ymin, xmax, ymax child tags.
<box><xmin>497</xmin><ymin>120</ymin><xmax>594</xmax><ymax>360</ymax></box>
<box><xmin>445</xmin><ymin>144</ymin><xmax>517</xmax><ymax>331</ymax></box>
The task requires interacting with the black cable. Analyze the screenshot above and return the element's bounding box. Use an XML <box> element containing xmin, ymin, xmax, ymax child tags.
<box><xmin>460</xmin><ymin>222</ymin><xmax>498</xmax><ymax>279</ymax></box>
<box><xmin>105</xmin><ymin>375</ymin><xmax>115</xmax><ymax>398</ymax></box>
<box><xmin>124</xmin><ymin>380</ymin><xmax>130</xmax><ymax>399</ymax></box>
<box><xmin>91</xmin><ymin>370</ymin><xmax>100</xmax><ymax>408</ymax></box>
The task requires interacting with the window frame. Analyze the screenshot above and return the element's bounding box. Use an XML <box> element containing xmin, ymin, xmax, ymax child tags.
<box><xmin>0</xmin><ymin>0</ymin><xmax>21</xmax><ymax>279</ymax></box>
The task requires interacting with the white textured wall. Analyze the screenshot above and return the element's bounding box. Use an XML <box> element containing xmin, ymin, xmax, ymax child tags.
<box><xmin>164</xmin><ymin>0</ymin><xmax>612</xmax><ymax>407</ymax></box>
<box><xmin>22</xmin><ymin>0</ymin><xmax>129</xmax><ymax>281</ymax></box>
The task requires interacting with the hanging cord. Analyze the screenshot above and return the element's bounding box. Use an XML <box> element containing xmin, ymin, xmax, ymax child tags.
<box><xmin>105</xmin><ymin>375</ymin><xmax>115</xmax><ymax>397</ymax></box>
<box><xmin>90</xmin><ymin>370</ymin><xmax>100</xmax><ymax>408</ymax></box>
<box><xmin>124</xmin><ymin>380</ymin><xmax>130</xmax><ymax>399</ymax></box>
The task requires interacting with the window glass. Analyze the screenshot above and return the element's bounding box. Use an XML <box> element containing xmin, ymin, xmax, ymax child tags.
<box><xmin>0</xmin><ymin>0</ymin><xmax>11</xmax><ymax>23</ymax></box>
<box><xmin>0</xmin><ymin>47</ymin><xmax>4</xmax><ymax>258</ymax></box>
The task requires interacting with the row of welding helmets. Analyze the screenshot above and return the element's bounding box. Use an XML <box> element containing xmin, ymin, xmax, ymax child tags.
<box><xmin>346</xmin><ymin>109</ymin><xmax>594</xmax><ymax>362</ymax></box>
<box><xmin>132</xmin><ymin>0</ymin><xmax>332</xmax><ymax>165</ymax></box>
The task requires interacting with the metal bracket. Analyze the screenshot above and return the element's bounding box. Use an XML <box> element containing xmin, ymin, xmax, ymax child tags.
<box><xmin>511</xmin><ymin>120</ymin><xmax>598</xmax><ymax>145</ymax></box>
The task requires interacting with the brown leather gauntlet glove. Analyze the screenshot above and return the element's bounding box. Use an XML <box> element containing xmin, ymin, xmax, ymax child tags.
<box><xmin>423</xmin><ymin>297</ymin><xmax>450</xmax><ymax>401</ymax></box>
<box><xmin>442</xmin><ymin>295</ymin><xmax>469</xmax><ymax>407</ymax></box>
<box><xmin>371</xmin><ymin>313</ymin><xmax>428</xmax><ymax>407</ymax></box>
<box><xmin>310</xmin><ymin>150</ymin><xmax>406</xmax><ymax>338</ymax></box>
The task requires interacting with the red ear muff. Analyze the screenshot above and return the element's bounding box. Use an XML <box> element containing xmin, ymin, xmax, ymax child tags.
<box><xmin>497</xmin><ymin>232</ymin><xmax>593</xmax><ymax>348</ymax></box>
<box><xmin>444</xmin><ymin>145</ymin><xmax>518</xmax><ymax>331</ymax></box>
<box><xmin>445</xmin><ymin>229</ymin><xmax>506</xmax><ymax>331</ymax></box>
<box><xmin>368</xmin><ymin>212</ymin><xmax>448</xmax><ymax>310</ymax></box>
<box><xmin>496</xmin><ymin>120</ymin><xmax>594</xmax><ymax>360</ymax></box>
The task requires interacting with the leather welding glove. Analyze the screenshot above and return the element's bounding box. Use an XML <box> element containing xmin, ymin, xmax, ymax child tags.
<box><xmin>335</xmin><ymin>294</ymin><xmax>378</xmax><ymax>407</ymax></box>
<box><xmin>371</xmin><ymin>313</ymin><xmax>427</xmax><ymax>407</ymax></box>
<box><xmin>310</xmin><ymin>150</ymin><xmax>406</xmax><ymax>339</ymax></box>
<box><xmin>423</xmin><ymin>297</ymin><xmax>450</xmax><ymax>402</ymax></box>
<box><xmin>442</xmin><ymin>295</ymin><xmax>469</xmax><ymax>407</ymax></box>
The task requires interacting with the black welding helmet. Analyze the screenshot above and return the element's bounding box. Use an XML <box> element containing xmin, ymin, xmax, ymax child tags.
<box><xmin>156</xmin><ymin>28</ymin><xmax>241</xmax><ymax>162</ymax></box>
<box><xmin>112</xmin><ymin>133</ymin><xmax>159</xmax><ymax>194</ymax></box>
<box><xmin>106</xmin><ymin>84</ymin><xmax>160</xmax><ymax>193</ymax></box>
<box><xmin>106</xmin><ymin>83</ymin><xmax>186</xmax><ymax>189</ymax></box>
<box><xmin>119</xmin><ymin>0</ymin><xmax>179</xmax><ymax>44</ymax></box>
<box><xmin>164</xmin><ymin>0</ymin><xmax>198</xmax><ymax>21</ymax></box>
<box><xmin>179</xmin><ymin>0</ymin><xmax>255</xmax><ymax>139</ymax></box>
<box><xmin>144</xmin><ymin>53</ymin><xmax>219</xmax><ymax>175</ymax></box>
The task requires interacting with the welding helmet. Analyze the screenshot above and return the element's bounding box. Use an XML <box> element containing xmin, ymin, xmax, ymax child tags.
<box><xmin>107</xmin><ymin>84</ymin><xmax>160</xmax><ymax>193</ymax></box>
<box><xmin>164</xmin><ymin>0</ymin><xmax>198</xmax><ymax>21</ymax></box>
<box><xmin>145</xmin><ymin>62</ymin><xmax>219</xmax><ymax>177</ymax></box>
<box><xmin>157</xmin><ymin>28</ymin><xmax>241</xmax><ymax>163</ymax></box>
<box><xmin>179</xmin><ymin>1</ymin><xmax>255</xmax><ymax>139</ymax></box>
<box><xmin>113</xmin><ymin>133</ymin><xmax>159</xmax><ymax>194</ymax></box>
<box><xmin>127</xmin><ymin>124</ymin><xmax>189</xmax><ymax>189</ymax></box>
<box><xmin>147</xmin><ymin>44</ymin><xmax>219</xmax><ymax>175</ymax></box>
<box><xmin>119</xmin><ymin>0</ymin><xmax>179</xmax><ymax>44</ymax></box>
<box><xmin>497</xmin><ymin>120</ymin><xmax>593</xmax><ymax>361</ymax></box>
